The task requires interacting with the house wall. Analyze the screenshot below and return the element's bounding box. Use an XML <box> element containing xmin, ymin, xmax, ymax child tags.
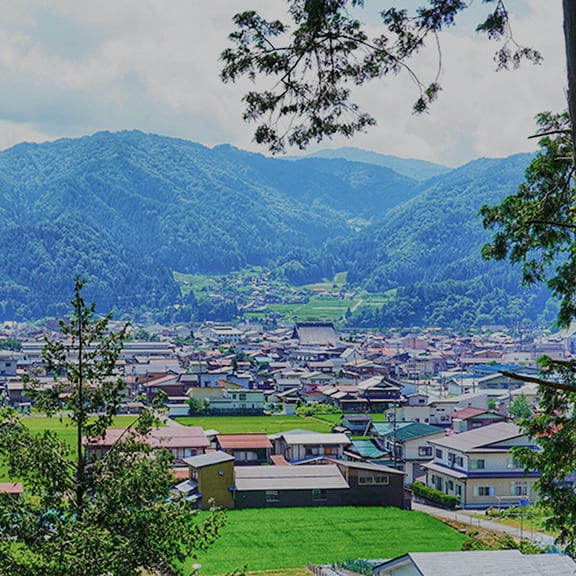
<box><xmin>337</xmin><ymin>466</ymin><xmax>404</xmax><ymax>508</ymax></box>
<box><xmin>194</xmin><ymin>461</ymin><xmax>235</xmax><ymax>509</ymax></box>
<box><xmin>234</xmin><ymin>487</ymin><xmax>348</xmax><ymax>509</ymax></box>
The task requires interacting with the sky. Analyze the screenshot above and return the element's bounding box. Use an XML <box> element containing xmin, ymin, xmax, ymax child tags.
<box><xmin>0</xmin><ymin>0</ymin><xmax>566</xmax><ymax>167</ymax></box>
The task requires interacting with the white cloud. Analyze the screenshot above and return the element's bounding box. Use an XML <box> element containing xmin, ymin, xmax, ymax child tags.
<box><xmin>0</xmin><ymin>0</ymin><xmax>565</xmax><ymax>166</ymax></box>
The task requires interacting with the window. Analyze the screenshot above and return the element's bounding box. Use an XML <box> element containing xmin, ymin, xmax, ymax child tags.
<box><xmin>358</xmin><ymin>474</ymin><xmax>373</xmax><ymax>485</ymax></box>
<box><xmin>475</xmin><ymin>486</ymin><xmax>494</xmax><ymax>496</ymax></box>
<box><xmin>265</xmin><ymin>490</ymin><xmax>279</xmax><ymax>502</ymax></box>
<box><xmin>435</xmin><ymin>449</ymin><xmax>443</xmax><ymax>459</ymax></box>
<box><xmin>456</xmin><ymin>485</ymin><xmax>462</xmax><ymax>497</ymax></box>
<box><xmin>312</xmin><ymin>489</ymin><xmax>327</xmax><ymax>501</ymax></box>
<box><xmin>418</xmin><ymin>446</ymin><xmax>432</xmax><ymax>457</ymax></box>
<box><xmin>508</xmin><ymin>458</ymin><xmax>523</xmax><ymax>469</ymax></box>
<box><xmin>471</xmin><ymin>459</ymin><xmax>485</xmax><ymax>470</ymax></box>
<box><xmin>511</xmin><ymin>481</ymin><xmax>529</xmax><ymax>496</ymax></box>
<box><xmin>325</xmin><ymin>446</ymin><xmax>338</xmax><ymax>455</ymax></box>
<box><xmin>239</xmin><ymin>393</ymin><xmax>246</xmax><ymax>401</ymax></box>
<box><xmin>374</xmin><ymin>475</ymin><xmax>389</xmax><ymax>485</ymax></box>
<box><xmin>305</xmin><ymin>447</ymin><xmax>320</xmax><ymax>456</ymax></box>
<box><xmin>447</xmin><ymin>480</ymin><xmax>454</xmax><ymax>491</ymax></box>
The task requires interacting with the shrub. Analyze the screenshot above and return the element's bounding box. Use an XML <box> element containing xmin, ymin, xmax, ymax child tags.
<box><xmin>296</xmin><ymin>402</ymin><xmax>343</xmax><ymax>417</ymax></box>
<box><xmin>410</xmin><ymin>481</ymin><xmax>460</xmax><ymax>510</ymax></box>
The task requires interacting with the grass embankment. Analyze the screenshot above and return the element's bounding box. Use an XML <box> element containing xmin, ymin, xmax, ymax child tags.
<box><xmin>174</xmin><ymin>415</ymin><xmax>333</xmax><ymax>434</ymax></box>
<box><xmin>188</xmin><ymin>507</ymin><xmax>468</xmax><ymax>574</ymax></box>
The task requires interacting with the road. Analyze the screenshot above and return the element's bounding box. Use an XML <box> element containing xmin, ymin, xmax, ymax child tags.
<box><xmin>412</xmin><ymin>501</ymin><xmax>557</xmax><ymax>549</ymax></box>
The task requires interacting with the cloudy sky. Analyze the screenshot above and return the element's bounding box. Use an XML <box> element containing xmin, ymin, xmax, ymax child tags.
<box><xmin>0</xmin><ymin>1</ymin><xmax>566</xmax><ymax>167</ymax></box>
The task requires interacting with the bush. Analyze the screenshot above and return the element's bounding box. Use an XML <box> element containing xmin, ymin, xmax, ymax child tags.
<box><xmin>410</xmin><ymin>481</ymin><xmax>460</xmax><ymax>510</ymax></box>
<box><xmin>296</xmin><ymin>402</ymin><xmax>343</xmax><ymax>417</ymax></box>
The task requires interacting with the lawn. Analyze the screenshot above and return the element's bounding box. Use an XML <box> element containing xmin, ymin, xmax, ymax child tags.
<box><xmin>188</xmin><ymin>507</ymin><xmax>468</xmax><ymax>574</ymax></box>
<box><xmin>174</xmin><ymin>415</ymin><xmax>333</xmax><ymax>434</ymax></box>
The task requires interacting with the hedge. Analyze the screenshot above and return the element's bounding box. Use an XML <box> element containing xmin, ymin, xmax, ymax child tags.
<box><xmin>410</xmin><ymin>481</ymin><xmax>460</xmax><ymax>510</ymax></box>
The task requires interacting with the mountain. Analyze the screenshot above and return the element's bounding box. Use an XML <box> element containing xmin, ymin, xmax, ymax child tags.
<box><xmin>288</xmin><ymin>147</ymin><xmax>452</xmax><ymax>180</ymax></box>
<box><xmin>0</xmin><ymin>131</ymin><xmax>418</xmax><ymax>319</ymax></box>
<box><xmin>330</xmin><ymin>153</ymin><xmax>548</xmax><ymax>329</ymax></box>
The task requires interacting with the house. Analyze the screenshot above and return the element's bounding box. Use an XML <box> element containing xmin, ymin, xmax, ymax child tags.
<box><xmin>215</xmin><ymin>434</ymin><xmax>272</xmax><ymax>465</ymax></box>
<box><xmin>292</xmin><ymin>322</ymin><xmax>339</xmax><ymax>346</ymax></box>
<box><xmin>182</xmin><ymin>451</ymin><xmax>235</xmax><ymax>509</ymax></box>
<box><xmin>84</xmin><ymin>426</ymin><xmax>209</xmax><ymax>465</ymax></box>
<box><xmin>0</xmin><ymin>482</ymin><xmax>23</xmax><ymax>499</ymax></box>
<box><xmin>234</xmin><ymin>465</ymin><xmax>349</xmax><ymax>508</ymax></box>
<box><xmin>370</xmin><ymin>421</ymin><xmax>446</xmax><ymax>484</ymax></box>
<box><xmin>448</xmin><ymin>406</ymin><xmax>507</xmax><ymax>433</ymax></box>
<box><xmin>373</xmin><ymin>550</ymin><xmax>576</xmax><ymax>576</ymax></box>
<box><xmin>271</xmin><ymin>431</ymin><xmax>351</xmax><ymax>463</ymax></box>
<box><xmin>329</xmin><ymin>460</ymin><xmax>406</xmax><ymax>508</ymax></box>
<box><xmin>207</xmin><ymin>389</ymin><xmax>265</xmax><ymax>415</ymax></box>
<box><xmin>423</xmin><ymin>422</ymin><xmax>540</xmax><ymax>508</ymax></box>
<box><xmin>342</xmin><ymin>414</ymin><xmax>373</xmax><ymax>435</ymax></box>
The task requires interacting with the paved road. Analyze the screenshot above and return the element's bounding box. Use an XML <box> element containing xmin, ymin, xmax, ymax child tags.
<box><xmin>412</xmin><ymin>501</ymin><xmax>557</xmax><ymax>549</ymax></box>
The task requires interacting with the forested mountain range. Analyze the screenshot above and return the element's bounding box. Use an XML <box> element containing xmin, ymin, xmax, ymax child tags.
<box><xmin>0</xmin><ymin>130</ymin><xmax>543</xmax><ymax>327</ymax></box>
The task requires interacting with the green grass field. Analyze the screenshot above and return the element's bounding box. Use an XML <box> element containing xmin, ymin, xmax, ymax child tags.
<box><xmin>189</xmin><ymin>507</ymin><xmax>468</xmax><ymax>574</ymax></box>
<box><xmin>174</xmin><ymin>415</ymin><xmax>333</xmax><ymax>434</ymax></box>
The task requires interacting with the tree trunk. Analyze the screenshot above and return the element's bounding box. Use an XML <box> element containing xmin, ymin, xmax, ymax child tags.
<box><xmin>563</xmin><ymin>0</ymin><xmax>576</xmax><ymax>163</ymax></box>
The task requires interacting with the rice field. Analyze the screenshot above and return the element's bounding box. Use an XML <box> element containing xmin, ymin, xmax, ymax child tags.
<box><xmin>188</xmin><ymin>506</ymin><xmax>468</xmax><ymax>574</ymax></box>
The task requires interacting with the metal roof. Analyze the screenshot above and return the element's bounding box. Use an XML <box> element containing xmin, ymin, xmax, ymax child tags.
<box><xmin>217</xmin><ymin>434</ymin><xmax>272</xmax><ymax>449</ymax></box>
<box><xmin>280</xmin><ymin>433</ymin><xmax>351</xmax><ymax>446</ymax></box>
<box><xmin>371</xmin><ymin>422</ymin><xmax>445</xmax><ymax>443</ymax></box>
<box><xmin>183</xmin><ymin>451</ymin><xmax>235</xmax><ymax>468</ymax></box>
<box><xmin>426</xmin><ymin>422</ymin><xmax>523</xmax><ymax>452</ymax></box>
<box><xmin>234</xmin><ymin>464</ymin><xmax>349</xmax><ymax>491</ymax></box>
<box><xmin>374</xmin><ymin>550</ymin><xmax>576</xmax><ymax>576</ymax></box>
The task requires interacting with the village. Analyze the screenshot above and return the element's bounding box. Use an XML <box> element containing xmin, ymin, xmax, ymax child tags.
<box><xmin>2</xmin><ymin>318</ymin><xmax>576</xmax><ymax>573</ymax></box>
<box><xmin>1</xmin><ymin>320</ymin><xmax>572</xmax><ymax>506</ymax></box>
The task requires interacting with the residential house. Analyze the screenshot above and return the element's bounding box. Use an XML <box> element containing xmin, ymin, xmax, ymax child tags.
<box><xmin>370</xmin><ymin>421</ymin><xmax>446</xmax><ymax>484</ymax></box>
<box><xmin>373</xmin><ymin>550</ymin><xmax>576</xmax><ymax>576</ymax></box>
<box><xmin>207</xmin><ymin>389</ymin><xmax>265</xmax><ymax>415</ymax></box>
<box><xmin>215</xmin><ymin>434</ymin><xmax>272</xmax><ymax>465</ymax></box>
<box><xmin>234</xmin><ymin>465</ymin><xmax>349</xmax><ymax>508</ymax></box>
<box><xmin>271</xmin><ymin>431</ymin><xmax>351</xmax><ymax>463</ymax></box>
<box><xmin>342</xmin><ymin>414</ymin><xmax>373</xmax><ymax>435</ymax></box>
<box><xmin>0</xmin><ymin>482</ymin><xmax>23</xmax><ymax>499</ymax></box>
<box><xmin>181</xmin><ymin>451</ymin><xmax>235</xmax><ymax>509</ymax></box>
<box><xmin>448</xmin><ymin>407</ymin><xmax>507</xmax><ymax>433</ymax></box>
<box><xmin>84</xmin><ymin>426</ymin><xmax>209</xmax><ymax>465</ymax></box>
<box><xmin>292</xmin><ymin>322</ymin><xmax>339</xmax><ymax>346</ymax></box>
<box><xmin>423</xmin><ymin>422</ymin><xmax>540</xmax><ymax>508</ymax></box>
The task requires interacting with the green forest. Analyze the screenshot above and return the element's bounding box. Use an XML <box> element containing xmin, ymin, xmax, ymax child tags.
<box><xmin>0</xmin><ymin>131</ymin><xmax>548</xmax><ymax>328</ymax></box>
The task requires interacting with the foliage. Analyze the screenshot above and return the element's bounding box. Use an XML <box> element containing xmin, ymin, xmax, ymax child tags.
<box><xmin>192</xmin><ymin>506</ymin><xmax>467</xmax><ymax>574</ymax></box>
<box><xmin>295</xmin><ymin>402</ymin><xmax>342</xmax><ymax>417</ymax></box>
<box><xmin>461</xmin><ymin>533</ymin><xmax>546</xmax><ymax>554</ymax></box>
<box><xmin>0</xmin><ymin>338</ymin><xmax>22</xmax><ymax>352</ymax></box>
<box><xmin>336</xmin><ymin>559</ymin><xmax>374</xmax><ymax>575</ymax></box>
<box><xmin>508</xmin><ymin>394</ymin><xmax>532</xmax><ymax>421</ymax></box>
<box><xmin>410</xmin><ymin>481</ymin><xmax>460</xmax><ymax>510</ymax></box>
<box><xmin>0</xmin><ymin>279</ymin><xmax>225</xmax><ymax>575</ymax></box>
<box><xmin>187</xmin><ymin>397</ymin><xmax>210</xmax><ymax>416</ymax></box>
<box><xmin>481</xmin><ymin>112</ymin><xmax>576</xmax><ymax>327</ymax></box>
<box><xmin>221</xmin><ymin>1</ymin><xmax>540</xmax><ymax>153</ymax></box>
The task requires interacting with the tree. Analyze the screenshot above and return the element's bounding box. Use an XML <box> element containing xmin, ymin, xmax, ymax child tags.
<box><xmin>508</xmin><ymin>394</ymin><xmax>532</xmax><ymax>421</ymax></box>
<box><xmin>0</xmin><ymin>279</ymin><xmax>225</xmax><ymax>576</ymax></box>
<box><xmin>480</xmin><ymin>116</ymin><xmax>576</xmax><ymax>551</ymax></box>
<box><xmin>221</xmin><ymin>0</ymin><xmax>544</xmax><ymax>153</ymax></box>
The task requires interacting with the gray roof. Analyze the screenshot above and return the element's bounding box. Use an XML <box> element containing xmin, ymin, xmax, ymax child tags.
<box><xmin>281</xmin><ymin>433</ymin><xmax>351</xmax><ymax>446</ymax></box>
<box><xmin>327</xmin><ymin>459</ymin><xmax>404</xmax><ymax>475</ymax></box>
<box><xmin>374</xmin><ymin>550</ymin><xmax>576</xmax><ymax>576</ymax></box>
<box><xmin>234</xmin><ymin>464</ymin><xmax>349</xmax><ymax>491</ymax></box>
<box><xmin>183</xmin><ymin>451</ymin><xmax>234</xmax><ymax>468</ymax></box>
<box><xmin>427</xmin><ymin>422</ymin><xmax>523</xmax><ymax>452</ymax></box>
